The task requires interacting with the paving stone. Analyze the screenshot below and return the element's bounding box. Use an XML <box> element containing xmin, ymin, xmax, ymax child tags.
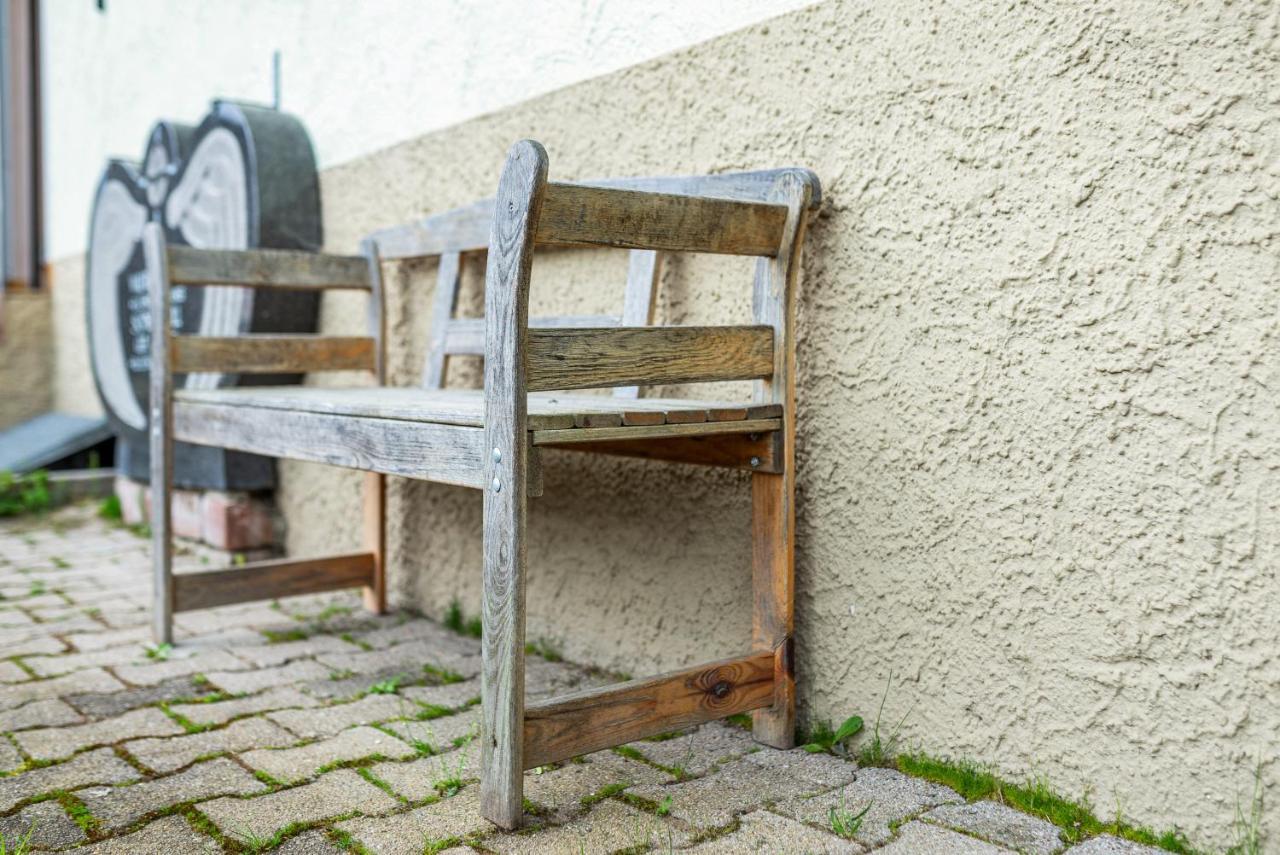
<box><xmin>15</xmin><ymin>706</ymin><xmax>184</xmax><ymax>761</ymax></box>
<box><xmin>879</xmin><ymin>820</ymin><xmax>1014</xmax><ymax>853</ymax></box>
<box><xmin>0</xmin><ymin>737</ymin><xmax>21</xmax><ymax>771</ymax></box>
<box><xmin>0</xmin><ymin>661</ymin><xmax>31</xmax><ymax>683</ymax></box>
<box><xmin>0</xmin><ymin>610</ymin><xmax>36</xmax><ymax>629</ymax></box>
<box><xmin>80</xmin><ymin>757</ymin><xmax>266</xmax><ymax>830</ymax></box>
<box><xmin>379</xmin><ymin>708</ymin><xmax>480</xmax><ymax>753</ymax></box>
<box><xmin>174</xmin><ymin>603</ymin><xmax>290</xmax><ymax>636</ymax></box>
<box><xmin>24</xmin><ymin>643</ymin><xmax>153</xmax><ymax>677</ymax></box>
<box><xmin>1063</xmin><ymin>835</ymin><xmax>1170</xmax><ymax>854</ymax></box>
<box><xmin>2</xmin><ymin>697</ymin><xmax>85</xmax><ymax>731</ymax></box>
<box><xmin>66</xmin><ymin>676</ymin><xmax>213</xmax><ymax>718</ymax></box>
<box><xmin>367</xmin><ymin>745</ymin><xmax>481</xmax><ymax>802</ymax></box>
<box><xmin>487</xmin><ymin>798</ymin><xmax>691</xmax><ymax>854</ymax></box>
<box><xmin>124</xmin><ymin>715</ymin><xmax>297</xmax><ymax>773</ymax></box>
<box><xmin>683</xmin><ymin>808</ymin><xmax>864</xmax><ymax>853</ymax></box>
<box><xmin>399</xmin><ymin>678</ymin><xmax>481</xmax><ymax>710</ymax></box>
<box><xmin>927</xmin><ymin>800</ymin><xmax>1066</xmax><ymax>854</ymax></box>
<box><xmin>336</xmin><ymin>789</ymin><xmax>494</xmax><ymax>855</ymax></box>
<box><xmin>743</xmin><ymin>744</ymin><xmax>859</xmax><ymax>788</ymax></box>
<box><xmin>75</xmin><ymin>814</ymin><xmax>221</xmax><ymax>853</ymax></box>
<box><xmin>234</xmin><ymin>635</ymin><xmax>363</xmax><ymax>668</ymax></box>
<box><xmin>64</xmin><ymin>626</ymin><xmax>150</xmax><ymax>652</ymax></box>
<box><xmin>357</xmin><ymin>617</ymin><xmax>478</xmax><ymax>651</ymax></box>
<box><xmin>114</xmin><ymin>649</ymin><xmax>248</xmax><ymax>686</ymax></box>
<box><xmin>629</xmin><ymin>753</ymin><xmax>829</xmax><ymax>830</ymax></box>
<box><xmin>0</xmin><ymin>798</ymin><xmax>87</xmax><ymax>850</ymax></box>
<box><xmin>523</xmin><ymin>754</ymin><xmax>669</xmax><ymax>820</ymax></box>
<box><xmin>267</xmin><ymin>692</ymin><xmax>421</xmax><ymax>739</ymax></box>
<box><xmin>170</xmin><ymin>686</ymin><xmax>319</xmax><ymax>726</ymax></box>
<box><xmin>776</xmin><ymin>767</ymin><xmax>963</xmax><ymax>846</ymax></box>
<box><xmin>0</xmin><ymin>747</ymin><xmax>139</xmax><ymax>812</ymax></box>
<box><xmin>0</xmin><ymin>667</ymin><xmax>125</xmax><ymax>711</ymax></box>
<box><xmin>627</xmin><ymin>721</ymin><xmax>758</xmax><ymax>777</ymax></box>
<box><xmin>303</xmin><ymin>667</ymin><xmax>427</xmax><ymax>701</ymax></box>
<box><xmin>200</xmin><ymin>768</ymin><xmax>399</xmax><ymax>842</ymax></box>
<box><xmin>0</xmin><ymin>635</ymin><xmax>65</xmax><ymax>658</ymax></box>
<box><xmin>206</xmin><ymin>659</ymin><xmax>331</xmax><ymax>694</ymax></box>
<box><xmin>241</xmin><ymin>725</ymin><xmax>414</xmax><ymax>783</ymax></box>
<box><xmin>316</xmin><ymin>639</ymin><xmax>480</xmax><ymax>680</ymax></box>
<box><xmin>274</xmin><ymin>829</ymin><xmax>347</xmax><ymax>854</ymax></box>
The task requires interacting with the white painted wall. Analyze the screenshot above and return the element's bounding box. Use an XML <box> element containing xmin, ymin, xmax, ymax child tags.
<box><xmin>39</xmin><ymin>0</ymin><xmax>814</xmax><ymax>262</ymax></box>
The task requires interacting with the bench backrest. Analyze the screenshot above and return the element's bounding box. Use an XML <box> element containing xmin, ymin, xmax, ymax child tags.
<box><xmin>365</xmin><ymin>169</ymin><xmax>820</xmax><ymax>398</ymax></box>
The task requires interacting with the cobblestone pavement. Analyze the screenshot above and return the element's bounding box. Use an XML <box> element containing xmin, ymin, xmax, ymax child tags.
<box><xmin>1</xmin><ymin>506</ymin><xmax>1167</xmax><ymax>854</ymax></box>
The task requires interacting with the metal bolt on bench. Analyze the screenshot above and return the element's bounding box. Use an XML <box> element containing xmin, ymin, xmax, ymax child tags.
<box><xmin>146</xmin><ymin>139</ymin><xmax>820</xmax><ymax>828</ymax></box>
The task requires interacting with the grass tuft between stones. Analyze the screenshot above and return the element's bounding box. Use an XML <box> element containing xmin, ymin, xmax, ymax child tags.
<box><xmin>896</xmin><ymin>752</ymin><xmax>1196</xmax><ymax>853</ymax></box>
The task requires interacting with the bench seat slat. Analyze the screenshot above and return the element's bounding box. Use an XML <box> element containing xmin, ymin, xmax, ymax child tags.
<box><xmin>173</xmin><ymin>386</ymin><xmax>781</xmax><ymax>432</ymax></box>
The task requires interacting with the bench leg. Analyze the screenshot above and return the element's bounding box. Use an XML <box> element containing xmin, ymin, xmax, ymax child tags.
<box><xmin>751</xmin><ymin>470</ymin><xmax>795</xmax><ymax>748</ymax></box>
<box><xmin>145</xmin><ymin>222</ymin><xmax>174</xmax><ymax>646</ymax></box>
<box><xmin>479</xmin><ymin>139</ymin><xmax>546</xmax><ymax>830</ymax></box>
<box><xmin>361</xmin><ymin>472</ymin><xmax>387</xmax><ymax>614</ymax></box>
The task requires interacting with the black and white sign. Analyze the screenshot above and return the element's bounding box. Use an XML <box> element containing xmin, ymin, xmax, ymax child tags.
<box><xmin>86</xmin><ymin>101</ymin><xmax>323</xmax><ymax>489</ymax></box>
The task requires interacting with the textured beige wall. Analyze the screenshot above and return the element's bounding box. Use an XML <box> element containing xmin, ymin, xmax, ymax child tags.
<box><xmin>46</xmin><ymin>255</ymin><xmax>103</xmax><ymax>420</ymax></box>
<box><xmin>0</xmin><ymin>291</ymin><xmax>53</xmax><ymax>430</ymax></box>
<box><xmin>35</xmin><ymin>1</ymin><xmax>1265</xmax><ymax>848</ymax></box>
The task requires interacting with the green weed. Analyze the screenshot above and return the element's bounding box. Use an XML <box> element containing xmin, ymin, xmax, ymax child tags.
<box><xmin>97</xmin><ymin>495</ymin><xmax>122</xmax><ymax>522</ymax></box>
<box><xmin>828</xmin><ymin>791</ymin><xmax>871</xmax><ymax>839</ymax></box>
<box><xmin>0</xmin><ymin>471</ymin><xmax>51</xmax><ymax>517</ymax></box>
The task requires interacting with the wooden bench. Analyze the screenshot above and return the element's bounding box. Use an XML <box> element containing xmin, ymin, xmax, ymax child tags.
<box><xmin>146</xmin><ymin>139</ymin><xmax>819</xmax><ymax>828</ymax></box>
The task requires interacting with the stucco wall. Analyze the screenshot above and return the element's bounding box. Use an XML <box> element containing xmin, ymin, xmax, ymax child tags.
<box><xmin>271</xmin><ymin>2</ymin><xmax>1279</xmax><ymax>848</ymax></box>
<box><xmin>0</xmin><ymin>291</ymin><xmax>53</xmax><ymax>429</ymax></box>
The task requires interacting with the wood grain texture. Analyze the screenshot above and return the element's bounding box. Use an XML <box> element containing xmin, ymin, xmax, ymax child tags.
<box><xmin>362</xmin><ymin>239</ymin><xmax>387</xmax><ymax>383</ymax></box>
<box><xmin>423</xmin><ymin>252</ymin><xmax>462</xmax><ymax>389</ymax></box>
<box><xmin>367</xmin><ymin>169</ymin><xmax>820</xmax><ymax>261</ymax></box>
<box><xmin>546</xmin><ymin>429</ymin><xmax>782</xmax><ymax>472</ymax></box>
<box><xmin>172</xmin><ymin>553</ymin><xmax>376</xmax><ymax>612</ymax></box>
<box><xmin>523</xmin><ymin>652</ymin><xmax>775</xmax><ymax>768</ymax></box>
<box><xmin>749</xmin><ymin>170</ymin><xmax>815</xmax><ymax>749</ymax></box>
<box><xmin>481</xmin><ymin>139</ymin><xmax>547</xmax><ymax>829</ymax></box>
<box><xmin>531</xmin><ymin>417</ymin><xmax>782</xmax><ymax>446</ymax></box>
<box><xmin>536</xmin><ymin>183</ymin><xmax>788</xmax><ymax>256</ymax></box>
<box><xmin>170</xmin><ymin>335</ymin><xmax>375</xmax><ymax>374</ymax></box>
<box><xmin>172</xmin><ymin>401</ymin><xmax>490</xmax><ymax>489</ymax></box>
<box><xmin>143</xmin><ymin>223</ymin><xmax>174</xmax><ymax>645</ymax></box>
<box><xmin>362</xmin><ymin>472</ymin><xmax>386</xmax><ymax>614</ymax></box>
<box><xmin>614</xmin><ymin>250</ymin><xmax>661</xmax><ymax>399</ymax></box>
<box><xmin>173</xmin><ymin>386</ymin><xmax>775</xmax><ymax>432</ymax></box>
<box><xmin>526</xmin><ymin>325</ymin><xmax>774</xmax><ymax>392</ymax></box>
<box><xmin>166</xmin><ymin>245</ymin><xmax>371</xmax><ymax>289</ymax></box>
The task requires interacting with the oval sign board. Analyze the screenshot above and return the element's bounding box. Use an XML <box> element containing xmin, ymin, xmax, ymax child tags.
<box><xmin>86</xmin><ymin>101</ymin><xmax>323</xmax><ymax>488</ymax></box>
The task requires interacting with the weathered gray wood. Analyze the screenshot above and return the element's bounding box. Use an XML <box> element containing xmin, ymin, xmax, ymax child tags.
<box><xmin>172</xmin><ymin>553</ymin><xmax>376</xmax><ymax>612</ymax></box>
<box><xmin>526</xmin><ymin>326</ymin><xmax>773</xmax><ymax>392</ymax></box>
<box><xmin>481</xmin><ymin>139</ymin><xmax>546</xmax><ymax>829</ymax></box>
<box><xmin>360</xmin><ymin>239</ymin><xmax>388</xmax><ymax>616</ymax></box>
<box><xmin>523</xmin><ymin>652</ymin><xmax>775</xmax><ymax>768</ymax></box>
<box><xmin>173</xmin><ymin>386</ymin><xmax>777</xmax><ymax>432</ymax></box>
<box><xmin>613</xmin><ymin>250</ymin><xmax>661</xmax><ymax>398</ymax></box>
<box><xmin>144</xmin><ymin>223</ymin><xmax>174</xmax><ymax>645</ymax></box>
<box><xmin>536</xmin><ymin>183</ymin><xmax>788</xmax><ymax>256</ymax></box>
<box><xmin>166</xmin><ymin>245</ymin><xmax>371</xmax><ymax>289</ymax></box>
<box><xmin>423</xmin><ymin>252</ymin><xmax>463</xmax><ymax>390</ymax></box>
<box><xmin>371</xmin><ymin>197</ymin><xmax>493</xmax><ymax>258</ymax></box>
<box><xmin>532</xmin><ymin>417</ymin><xmax>782</xmax><ymax>446</ymax></box>
<box><xmin>443</xmin><ymin>314</ymin><xmax>619</xmax><ymax>356</ymax></box>
<box><xmin>170</xmin><ymin>335</ymin><xmax>376</xmax><ymax>374</ymax></box>
<box><xmin>173</xmin><ymin>400</ymin><xmax>487</xmax><ymax>488</ymax></box>
<box><xmin>366</xmin><ymin>169</ymin><xmax>821</xmax><ymax>261</ymax></box>
<box><xmin>362</xmin><ymin>240</ymin><xmax>387</xmax><ymax>382</ymax></box>
<box><xmin>750</xmin><ymin>170</ymin><xmax>814</xmax><ymax>749</ymax></box>
<box><xmin>547</xmin><ymin>429</ymin><xmax>782</xmax><ymax>473</ymax></box>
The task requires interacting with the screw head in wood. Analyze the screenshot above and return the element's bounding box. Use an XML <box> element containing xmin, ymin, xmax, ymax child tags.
<box><xmin>491</xmin><ymin>477</ymin><xmax>502</xmax><ymax>492</ymax></box>
<box><xmin>492</xmin><ymin>448</ymin><xmax>502</xmax><ymax>463</ymax></box>
<box><xmin>750</xmin><ymin>456</ymin><xmax>761</xmax><ymax>468</ymax></box>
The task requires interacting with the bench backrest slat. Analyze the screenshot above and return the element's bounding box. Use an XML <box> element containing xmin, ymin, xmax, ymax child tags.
<box><xmin>370</xmin><ymin>167</ymin><xmax>818</xmax><ymax>396</ymax></box>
